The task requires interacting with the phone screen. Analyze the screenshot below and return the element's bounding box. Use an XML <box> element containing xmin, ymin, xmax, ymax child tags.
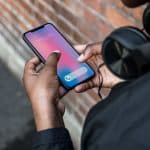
<box><xmin>24</xmin><ymin>23</ymin><xmax>95</xmax><ymax>89</ymax></box>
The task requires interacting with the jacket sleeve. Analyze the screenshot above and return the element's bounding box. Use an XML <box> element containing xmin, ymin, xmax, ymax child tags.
<box><xmin>32</xmin><ymin>128</ymin><xmax>74</xmax><ymax>150</ymax></box>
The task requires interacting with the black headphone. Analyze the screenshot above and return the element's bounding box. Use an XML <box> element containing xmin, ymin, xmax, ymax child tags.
<box><xmin>102</xmin><ymin>4</ymin><xmax>150</xmax><ymax>80</ymax></box>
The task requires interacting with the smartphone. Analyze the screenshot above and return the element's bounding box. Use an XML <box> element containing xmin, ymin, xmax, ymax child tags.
<box><xmin>23</xmin><ymin>23</ymin><xmax>95</xmax><ymax>90</ymax></box>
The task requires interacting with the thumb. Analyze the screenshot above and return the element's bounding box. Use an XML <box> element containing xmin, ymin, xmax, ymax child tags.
<box><xmin>42</xmin><ymin>50</ymin><xmax>61</xmax><ymax>76</ymax></box>
<box><xmin>77</xmin><ymin>43</ymin><xmax>101</xmax><ymax>62</ymax></box>
<box><xmin>77</xmin><ymin>47</ymin><xmax>92</xmax><ymax>62</ymax></box>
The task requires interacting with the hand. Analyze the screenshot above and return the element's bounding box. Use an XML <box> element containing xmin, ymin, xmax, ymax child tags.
<box><xmin>74</xmin><ymin>42</ymin><xmax>123</xmax><ymax>93</ymax></box>
<box><xmin>23</xmin><ymin>51</ymin><xmax>67</xmax><ymax>131</ymax></box>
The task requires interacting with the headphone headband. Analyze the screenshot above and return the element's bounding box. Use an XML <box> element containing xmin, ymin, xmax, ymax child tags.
<box><xmin>143</xmin><ymin>4</ymin><xmax>150</xmax><ymax>35</ymax></box>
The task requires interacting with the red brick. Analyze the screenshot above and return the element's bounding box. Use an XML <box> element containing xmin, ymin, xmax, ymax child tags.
<box><xmin>84</xmin><ymin>8</ymin><xmax>98</xmax><ymax>23</ymax></box>
<box><xmin>99</xmin><ymin>20</ymin><xmax>114</xmax><ymax>38</ymax></box>
<box><xmin>105</xmin><ymin>6</ymin><xmax>135</xmax><ymax>27</ymax></box>
<box><xmin>82</xmin><ymin>0</ymin><xmax>101</xmax><ymax>12</ymax></box>
<box><xmin>17</xmin><ymin>0</ymin><xmax>34</xmax><ymax>15</ymax></box>
<box><xmin>12</xmin><ymin>1</ymin><xmax>38</xmax><ymax>27</ymax></box>
<box><xmin>131</xmin><ymin>7</ymin><xmax>144</xmax><ymax>22</ymax></box>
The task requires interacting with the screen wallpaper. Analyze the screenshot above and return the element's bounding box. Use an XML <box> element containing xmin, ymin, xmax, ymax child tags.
<box><xmin>25</xmin><ymin>24</ymin><xmax>94</xmax><ymax>89</ymax></box>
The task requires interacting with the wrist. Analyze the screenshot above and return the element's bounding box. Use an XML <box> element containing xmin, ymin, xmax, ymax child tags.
<box><xmin>32</xmin><ymin>102</ymin><xmax>64</xmax><ymax>131</ymax></box>
<box><xmin>30</xmin><ymin>91</ymin><xmax>58</xmax><ymax>105</ymax></box>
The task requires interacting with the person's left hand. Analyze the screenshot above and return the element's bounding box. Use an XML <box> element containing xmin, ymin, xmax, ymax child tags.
<box><xmin>23</xmin><ymin>51</ymin><xmax>67</xmax><ymax>131</ymax></box>
<box><xmin>74</xmin><ymin>43</ymin><xmax>123</xmax><ymax>93</ymax></box>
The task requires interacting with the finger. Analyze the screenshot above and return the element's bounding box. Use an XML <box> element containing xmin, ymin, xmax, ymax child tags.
<box><xmin>41</xmin><ymin>51</ymin><xmax>61</xmax><ymax>77</ymax></box>
<box><xmin>74</xmin><ymin>81</ymin><xmax>95</xmax><ymax>93</ymax></box>
<box><xmin>59</xmin><ymin>86</ymin><xmax>68</xmax><ymax>98</ymax></box>
<box><xmin>77</xmin><ymin>46</ymin><xmax>92</xmax><ymax>62</ymax></box>
<box><xmin>74</xmin><ymin>44</ymin><xmax>87</xmax><ymax>54</ymax></box>
<box><xmin>24</xmin><ymin>57</ymin><xmax>40</xmax><ymax>73</ymax></box>
<box><xmin>57</xmin><ymin>101</ymin><xmax>65</xmax><ymax>116</ymax></box>
<box><xmin>36</xmin><ymin>63</ymin><xmax>44</xmax><ymax>72</ymax></box>
<box><xmin>77</xmin><ymin>43</ymin><xmax>101</xmax><ymax>62</ymax></box>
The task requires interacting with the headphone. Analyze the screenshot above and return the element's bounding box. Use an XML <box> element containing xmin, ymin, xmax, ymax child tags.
<box><xmin>102</xmin><ymin>4</ymin><xmax>150</xmax><ymax>80</ymax></box>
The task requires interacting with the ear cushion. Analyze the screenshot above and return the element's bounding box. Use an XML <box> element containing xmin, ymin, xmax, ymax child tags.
<box><xmin>143</xmin><ymin>4</ymin><xmax>150</xmax><ymax>35</ymax></box>
<box><xmin>105</xmin><ymin>27</ymin><xmax>148</xmax><ymax>49</ymax></box>
<box><xmin>102</xmin><ymin>27</ymin><xmax>149</xmax><ymax>80</ymax></box>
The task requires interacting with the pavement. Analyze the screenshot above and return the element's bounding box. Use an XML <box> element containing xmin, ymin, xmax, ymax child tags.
<box><xmin>0</xmin><ymin>60</ymin><xmax>35</xmax><ymax>150</ymax></box>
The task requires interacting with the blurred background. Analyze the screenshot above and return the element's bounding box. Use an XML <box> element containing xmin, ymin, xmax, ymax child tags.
<box><xmin>0</xmin><ymin>0</ymin><xmax>144</xmax><ymax>149</ymax></box>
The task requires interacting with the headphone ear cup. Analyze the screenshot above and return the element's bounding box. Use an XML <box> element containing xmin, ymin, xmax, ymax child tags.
<box><xmin>102</xmin><ymin>27</ymin><xmax>148</xmax><ymax>80</ymax></box>
<box><xmin>143</xmin><ymin>4</ymin><xmax>150</xmax><ymax>35</ymax></box>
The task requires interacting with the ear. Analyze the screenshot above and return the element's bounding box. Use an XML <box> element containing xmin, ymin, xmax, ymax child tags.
<box><xmin>121</xmin><ymin>0</ymin><xmax>148</xmax><ymax>8</ymax></box>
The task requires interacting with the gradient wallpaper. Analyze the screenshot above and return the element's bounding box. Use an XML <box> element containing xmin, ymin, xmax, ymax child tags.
<box><xmin>25</xmin><ymin>24</ymin><xmax>94</xmax><ymax>89</ymax></box>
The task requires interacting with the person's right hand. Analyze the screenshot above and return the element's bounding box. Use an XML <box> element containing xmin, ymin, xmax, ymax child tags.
<box><xmin>23</xmin><ymin>52</ymin><xmax>67</xmax><ymax>131</ymax></box>
<box><xmin>74</xmin><ymin>42</ymin><xmax>123</xmax><ymax>93</ymax></box>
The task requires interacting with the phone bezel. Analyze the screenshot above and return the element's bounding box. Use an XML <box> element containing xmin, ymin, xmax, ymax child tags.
<box><xmin>23</xmin><ymin>23</ymin><xmax>95</xmax><ymax>90</ymax></box>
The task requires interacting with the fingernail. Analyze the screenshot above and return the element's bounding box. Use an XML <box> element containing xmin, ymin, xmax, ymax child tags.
<box><xmin>53</xmin><ymin>50</ymin><xmax>60</xmax><ymax>53</ymax></box>
<box><xmin>77</xmin><ymin>54</ymin><xmax>84</xmax><ymax>62</ymax></box>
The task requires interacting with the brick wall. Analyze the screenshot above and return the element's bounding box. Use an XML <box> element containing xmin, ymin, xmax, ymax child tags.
<box><xmin>0</xmin><ymin>0</ymin><xmax>144</xmax><ymax>149</ymax></box>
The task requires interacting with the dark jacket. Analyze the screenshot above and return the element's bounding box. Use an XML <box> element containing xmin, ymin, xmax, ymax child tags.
<box><xmin>32</xmin><ymin>72</ymin><xmax>150</xmax><ymax>150</ymax></box>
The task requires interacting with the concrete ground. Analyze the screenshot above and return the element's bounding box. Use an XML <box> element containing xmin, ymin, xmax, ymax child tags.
<box><xmin>0</xmin><ymin>60</ymin><xmax>35</xmax><ymax>150</ymax></box>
